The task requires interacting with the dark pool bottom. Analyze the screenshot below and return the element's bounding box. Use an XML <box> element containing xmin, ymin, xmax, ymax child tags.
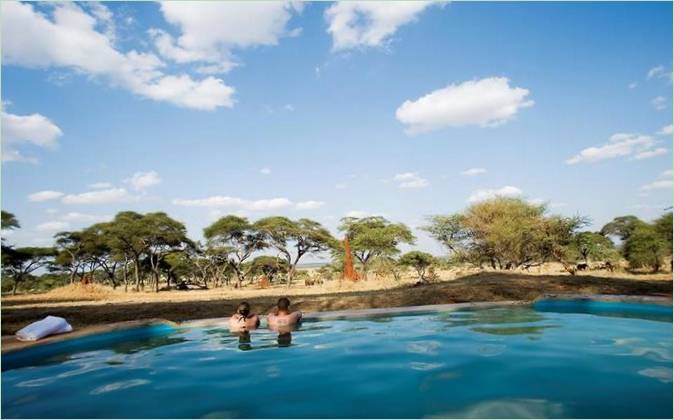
<box><xmin>2</xmin><ymin>299</ymin><xmax>672</xmax><ymax>419</ymax></box>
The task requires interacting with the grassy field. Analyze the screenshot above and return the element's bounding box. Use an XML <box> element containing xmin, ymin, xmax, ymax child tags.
<box><xmin>2</xmin><ymin>267</ymin><xmax>671</xmax><ymax>335</ymax></box>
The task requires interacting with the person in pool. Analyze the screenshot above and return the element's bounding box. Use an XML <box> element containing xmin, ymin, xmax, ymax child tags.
<box><xmin>267</xmin><ymin>297</ymin><xmax>302</xmax><ymax>329</ymax></box>
<box><xmin>229</xmin><ymin>302</ymin><xmax>260</xmax><ymax>331</ymax></box>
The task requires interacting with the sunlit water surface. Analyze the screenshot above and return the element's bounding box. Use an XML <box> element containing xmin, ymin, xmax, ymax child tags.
<box><xmin>2</xmin><ymin>301</ymin><xmax>672</xmax><ymax>418</ymax></box>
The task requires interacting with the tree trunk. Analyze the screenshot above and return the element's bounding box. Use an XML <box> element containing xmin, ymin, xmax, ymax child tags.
<box><xmin>12</xmin><ymin>275</ymin><xmax>21</xmax><ymax>295</ymax></box>
<box><xmin>134</xmin><ymin>259</ymin><xmax>141</xmax><ymax>291</ymax></box>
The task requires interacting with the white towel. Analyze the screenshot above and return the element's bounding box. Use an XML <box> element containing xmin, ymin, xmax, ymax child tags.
<box><xmin>15</xmin><ymin>316</ymin><xmax>73</xmax><ymax>341</ymax></box>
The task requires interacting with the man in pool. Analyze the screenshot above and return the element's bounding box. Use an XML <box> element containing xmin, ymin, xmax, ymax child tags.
<box><xmin>267</xmin><ymin>297</ymin><xmax>302</xmax><ymax>329</ymax></box>
<box><xmin>229</xmin><ymin>302</ymin><xmax>260</xmax><ymax>331</ymax></box>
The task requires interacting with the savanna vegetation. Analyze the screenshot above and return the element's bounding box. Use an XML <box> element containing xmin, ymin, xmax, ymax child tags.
<box><xmin>1</xmin><ymin>199</ymin><xmax>672</xmax><ymax>295</ymax></box>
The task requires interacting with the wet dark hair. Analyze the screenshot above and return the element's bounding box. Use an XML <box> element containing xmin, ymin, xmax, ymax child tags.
<box><xmin>277</xmin><ymin>297</ymin><xmax>290</xmax><ymax>311</ymax></box>
<box><xmin>237</xmin><ymin>302</ymin><xmax>251</xmax><ymax>317</ymax></box>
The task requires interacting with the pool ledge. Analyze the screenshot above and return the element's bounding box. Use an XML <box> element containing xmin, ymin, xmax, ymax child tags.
<box><xmin>1</xmin><ymin>318</ymin><xmax>178</xmax><ymax>355</ymax></box>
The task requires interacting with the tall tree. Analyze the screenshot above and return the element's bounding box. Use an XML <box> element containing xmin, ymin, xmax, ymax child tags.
<box><xmin>624</xmin><ymin>223</ymin><xmax>668</xmax><ymax>272</ymax></box>
<box><xmin>571</xmin><ymin>231</ymin><xmax>619</xmax><ymax>263</ymax></box>
<box><xmin>1</xmin><ymin>211</ymin><xmax>20</xmax><ymax>230</ymax></box>
<box><xmin>54</xmin><ymin>231</ymin><xmax>86</xmax><ymax>283</ymax></box>
<box><xmin>140</xmin><ymin>213</ymin><xmax>190</xmax><ymax>292</ymax></box>
<box><xmin>255</xmin><ymin>217</ymin><xmax>335</xmax><ymax>287</ymax></box>
<box><xmin>338</xmin><ymin>216</ymin><xmax>415</xmax><ymax>279</ymax></box>
<box><xmin>104</xmin><ymin>212</ymin><xmax>148</xmax><ymax>291</ymax></box>
<box><xmin>204</xmin><ymin>216</ymin><xmax>267</xmax><ymax>288</ymax></box>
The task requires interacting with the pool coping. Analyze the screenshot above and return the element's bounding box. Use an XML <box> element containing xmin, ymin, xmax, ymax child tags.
<box><xmin>2</xmin><ymin>294</ymin><xmax>671</xmax><ymax>355</ymax></box>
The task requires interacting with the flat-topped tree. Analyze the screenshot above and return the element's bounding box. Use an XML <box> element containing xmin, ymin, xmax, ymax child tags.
<box><xmin>400</xmin><ymin>251</ymin><xmax>436</xmax><ymax>282</ymax></box>
<box><xmin>2</xmin><ymin>247</ymin><xmax>56</xmax><ymax>295</ymax></box>
<box><xmin>103</xmin><ymin>212</ymin><xmax>148</xmax><ymax>291</ymax></box>
<box><xmin>140</xmin><ymin>212</ymin><xmax>191</xmax><ymax>292</ymax></box>
<box><xmin>255</xmin><ymin>217</ymin><xmax>335</xmax><ymax>287</ymax></box>
<box><xmin>204</xmin><ymin>215</ymin><xmax>266</xmax><ymax>289</ymax></box>
<box><xmin>421</xmin><ymin>214</ymin><xmax>467</xmax><ymax>255</ymax></box>
<box><xmin>1</xmin><ymin>211</ymin><xmax>20</xmax><ymax>247</ymax></box>
<box><xmin>338</xmin><ymin>216</ymin><xmax>415</xmax><ymax>279</ymax></box>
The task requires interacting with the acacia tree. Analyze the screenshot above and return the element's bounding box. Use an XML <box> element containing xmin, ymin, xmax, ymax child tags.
<box><xmin>571</xmin><ymin>231</ymin><xmax>619</xmax><ymax>263</ymax></box>
<box><xmin>2</xmin><ymin>247</ymin><xmax>56</xmax><ymax>295</ymax></box>
<box><xmin>1</xmin><ymin>211</ymin><xmax>20</xmax><ymax>247</ymax></box>
<box><xmin>399</xmin><ymin>251</ymin><xmax>436</xmax><ymax>282</ymax></box>
<box><xmin>204</xmin><ymin>216</ymin><xmax>267</xmax><ymax>288</ymax></box>
<box><xmin>421</xmin><ymin>214</ymin><xmax>467</xmax><ymax>254</ymax></box>
<box><xmin>54</xmin><ymin>231</ymin><xmax>87</xmax><ymax>283</ymax></box>
<box><xmin>104</xmin><ymin>212</ymin><xmax>148</xmax><ymax>291</ymax></box>
<box><xmin>249</xmin><ymin>256</ymin><xmax>289</xmax><ymax>284</ymax></box>
<box><xmin>338</xmin><ymin>216</ymin><xmax>415</xmax><ymax>279</ymax></box>
<box><xmin>139</xmin><ymin>213</ymin><xmax>190</xmax><ymax>292</ymax></box>
<box><xmin>255</xmin><ymin>217</ymin><xmax>335</xmax><ymax>287</ymax></box>
<box><xmin>602</xmin><ymin>214</ymin><xmax>671</xmax><ymax>273</ymax></box>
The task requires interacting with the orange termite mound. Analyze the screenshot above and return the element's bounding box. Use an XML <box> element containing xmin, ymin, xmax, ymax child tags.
<box><xmin>343</xmin><ymin>236</ymin><xmax>360</xmax><ymax>281</ymax></box>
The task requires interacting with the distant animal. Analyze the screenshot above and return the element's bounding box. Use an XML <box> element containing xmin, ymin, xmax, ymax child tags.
<box><xmin>598</xmin><ymin>261</ymin><xmax>615</xmax><ymax>272</ymax></box>
<box><xmin>576</xmin><ymin>263</ymin><xmax>589</xmax><ymax>271</ymax></box>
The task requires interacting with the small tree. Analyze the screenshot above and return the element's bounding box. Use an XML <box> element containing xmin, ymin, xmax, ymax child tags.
<box><xmin>572</xmin><ymin>231</ymin><xmax>620</xmax><ymax>263</ymax></box>
<box><xmin>2</xmin><ymin>247</ymin><xmax>56</xmax><ymax>295</ymax></box>
<box><xmin>399</xmin><ymin>251</ymin><xmax>436</xmax><ymax>282</ymax></box>
<box><xmin>249</xmin><ymin>256</ymin><xmax>289</xmax><ymax>284</ymax></box>
<box><xmin>624</xmin><ymin>224</ymin><xmax>668</xmax><ymax>272</ymax></box>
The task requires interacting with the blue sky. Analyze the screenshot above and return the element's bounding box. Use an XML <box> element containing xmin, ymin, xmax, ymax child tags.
<box><xmin>1</xmin><ymin>1</ymin><xmax>672</xmax><ymax>259</ymax></box>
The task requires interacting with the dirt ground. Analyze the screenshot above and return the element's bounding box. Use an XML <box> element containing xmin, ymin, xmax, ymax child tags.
<box><xmin>2</xmin><ymin>271</ymin><xmax>671</xmax><ymax>335</ymax></box>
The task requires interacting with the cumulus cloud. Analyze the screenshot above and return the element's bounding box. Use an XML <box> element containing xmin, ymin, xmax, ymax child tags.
<box><xmin>126</xmin><ymin>171</ymin><xmax>161</xmax><ymax>191</ymax></box>
<box><xmin>628</xmin><ymin>82</ymin><xmax>638</xmax><ymax>89</ymax></box>
<box><xmin>641</xmin><ymin>180</ymin><xmax>672</xmax><ymax>191</ymax></box>
<box><xmin>153</xmin><ymin>2</ymin><xmax>302</xmax><ymax>73</ymax></box>
<box><xmin>565</xmin><ymin>133</ymin><xmax>665</xmax><ymax>164</ymax></box>
<box><xmin>651</xmin><ymin>96</ymin><xmax>667</xmax><ymax>111</ymax></box>
<box><xmin>173</xmin><ymin>195</ymin><xmax>293</xmax><ymax>211</ymax></box>
<box><xmin>659</xmin><ymin>124</ymin><xmax>673</xmax><ymax>135</ymax></box>
<box><xmin>1</xmin><ymin>109</ymin><xmax>63</xmax><ymax>163</ymax></box>
<box><xmin>467</xmin><ymin>186</ymin><xmax>522</xmax><ymax>203</ymax></box>
<box><xmin>260</xmin><ymin>167</ymin><xmax>272</xmax><ymax>175</ymax></box>
<box><xmin>296</xmin><ymin>200</ymin><xmax>325</xmax><ymax>210</ymax></box>
<box><xmin>395</xmin><ymin>77</ymin><xmax>533</xmax><ymax>134</ymax></box>
<box><xmin>28</xmin><ymin>190</ymin><xmax>64</xmax><ymax>202</ymax></box>
<box><xmin>393</xmin><ymin>172</ymin><xmax>429</xmax><ymax>189</ymax></box>
<box><xmin>1</xmin><ymin>2</ymin><xmax>234</xmax><ymax>110</ymax></box>
<box><xmin>62</xmin><ymin>188</ymin><xmax>132</xmax><ymax>205</ymax></box>
<box><xmin>35</xmin><ymin>221</ymin><xmax>69</xmax><ymax>232</ymax></box>
<box><xmin>461</xmin><ymin>168</ymin><xmax>487</xmax><ymax>176</ymax></box>
<box><xmin>325</xmin><ymin>1</ymin><xmax>436</xmax><ymax>51</ymax></box>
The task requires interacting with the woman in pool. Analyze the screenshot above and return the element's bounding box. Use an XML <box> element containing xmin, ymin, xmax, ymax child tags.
<box><xmin>267</xmin><ymin>297</ymin><xmax>302</xmax><ymax>329</ymax></box>
<box><xmin>229</xmin><ymin>302</ymin><xmax>260</xmax><ymax>331</ymax></box>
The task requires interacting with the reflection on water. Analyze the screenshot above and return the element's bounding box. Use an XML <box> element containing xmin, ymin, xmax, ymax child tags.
<box><xmin>471</xmin><ymin>325</ymin><xmax>559</xmax><ymax>336</ymax></box>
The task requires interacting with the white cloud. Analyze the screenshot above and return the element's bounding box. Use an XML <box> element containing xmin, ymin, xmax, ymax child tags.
<box><xmin>345</xmin><ymin>210</ymin><xmax>371</xmax><ymax>218</ymax></box>
<box><xmin>1</xmin><ymin>109</ymin><xmax>63</xmax><ymax>163</ymax></box>
<box><xmin>126</xmin><ymin>171</ymin><xmax>161</xmax><ymax>190</ymax></box>
<box><xmin>335</xmin><ymin>183</ymin><xmax>347</xmax><ymax>189</ymax></box>
<box><xmin>461</xmin><ymin>168</ymin><xmax>487</xmax><ymax>176</ymax></box>
<box><xmin>527</xmin><ymin>198</ymin><xmax>546</xmax><ymax>206</ymax></box>
<box><xmin>35</xmin><ymin>221</ymin><xmax>70</xmax><ymax>232</ymax></box>
<box><xmin>565</xmin><ymin>133</ymin><xmax>658</xmax><ymax>164</ymax></box>
<box><xmin>325</xmin><ymin>1</ymin><xmax>436</xmax><ymax>51</ymax></box>
<box><xmin>62</xmin><ymin>188</ymin><xmax>132</xmax><ymax>205</ymax></box>
<box><xmin>628</xmin><ymin>82</ymin><xmax>638</xmax><ymax>89</ymax></box>
<box><xmin>1</xmin><ymin>2</ymin><xmax>234</xmax><ymax>110</ymax></box>
<box><xmin>647</xmin><ymin>65</ymin><xmax>671</xmax><ymax>81</ymax></box>
<box><xmin>395</xmin><ymin>77</ymin><xmax>534</xmax><ymax>134</ymax></box>
<box><xmin>393</xmin><ymin>172</ymin><xmax>429</xmax><ymax>189</ymax></box>
<box><xmin>260</xmin><ymin>167</ymin><xmax>272</xmax><ymax>175</ymax></box>
<box><xmin>89</xmin><ymin>182</ymin><xmax>113</xmax><ymax>189</ymax></box>
<box><xmin>153</xmin><ymin>2</ymin><xmax>302</xmax><ymax>73</ymax></box>
<box><xmin>634</xmin><ymin>147</ymin><xmax>668</xmax><ymax>160</ymax></box>
<box><xmin>173</xmin><ymin>195</ymin><xmax>293</xmax><ymax>211</ymax></box>
<box><xmin>467</xmin><ymin>186</ymin><xmax>522</xmax><ymax>203</ymax></box>
<box><xmin>661</xmin><ymin>169</ymin><xmax>673</xmax><ymax>178</ymax></box>
<box><xmin>283</xmin><ymin>104</ymin><xmax>295</xmax><ymax>112</ymax></box>
<box><xmin>659</xmin><ymin>124</ymin><xmax>673</xmax><ymax>135</ymax></box>
<box><xmin>296</xmin><ymin>200</ymin><xmax>325</xmax><ymax>210</ymax></box>
<box><xmin>59</xmin><ymin>212</ymin><xmax>109</xmax><ymax>223</ymax></box>
<box><xmin>651</xmin><ymin>96</ymin><xmax>667</xmax><ymax>111</ymax></box>
<box><xmin>28</xmin><ymin>190</ymin><xmax>64</xmax><ymax>202</ymax></box>
<box><xmin>641</xmin><ymin>180</ymin><xmax>673</xmax><ymax>191</ymax></box>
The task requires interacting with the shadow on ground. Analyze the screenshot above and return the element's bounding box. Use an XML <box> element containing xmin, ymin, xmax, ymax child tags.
<box><xmin>2</xmin><ymin>272</ymin><xmax>671</xmax><ymax>335</ymax></box>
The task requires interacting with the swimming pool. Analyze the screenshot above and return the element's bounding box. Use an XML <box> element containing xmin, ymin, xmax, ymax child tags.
<box><xmin>2</xmin><ymin>299</ymin><xmax>672</xmax><ymax>418</ymax></box>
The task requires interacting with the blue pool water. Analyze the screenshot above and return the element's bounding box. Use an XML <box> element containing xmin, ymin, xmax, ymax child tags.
<box><xmin>2</xmin><ymin>300</ymin><xmax>672</xmax><ymax>418</ymax></box>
